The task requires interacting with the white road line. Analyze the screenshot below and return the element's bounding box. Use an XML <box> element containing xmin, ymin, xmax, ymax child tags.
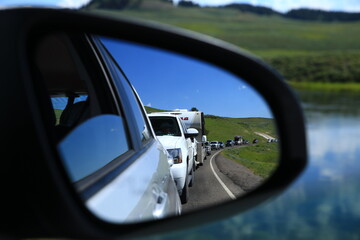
<box><xmin>209</xmin><ymin>151</ymin><xmax>236</xmax><ymax>200</ymax></box>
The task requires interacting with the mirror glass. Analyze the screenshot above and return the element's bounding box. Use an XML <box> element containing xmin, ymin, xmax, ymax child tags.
<box><xmin>34</xmin><ymin>33</ymin><xmax>279</xmax><ymax>224</ymax></box>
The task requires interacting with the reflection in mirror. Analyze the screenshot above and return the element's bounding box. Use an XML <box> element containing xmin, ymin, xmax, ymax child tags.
<box><xmin>101</xmin><ymin>37</ymin><xmax>280</xmax><ymax>213</ymax></box>
<box><xmin>34</xmin><ymin>32</ymin><xmax>279</xmax><ymax>224</ymax></box>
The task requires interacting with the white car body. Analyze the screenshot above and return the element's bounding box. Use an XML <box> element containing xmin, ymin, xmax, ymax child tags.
<box><xmin>157</xmin><ymin>109</ymin><xmax>207</xmax><ymax>166</ymax></box>
<box><xmin>148</xmin><ymin>113</ymin><xmax>197</xmax><ymax>202</ymax></box>
<box><xmin>210</xmin><ymin>141</ymin><xmax>220</xmax><ymax>150</ymax></box>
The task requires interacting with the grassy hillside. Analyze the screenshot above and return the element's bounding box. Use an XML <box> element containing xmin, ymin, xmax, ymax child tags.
<box><xmin>222</xmin><ymin>143</ymin><xmax>279</xmax><ymax>178</ymax></box>
<box><xmin>205</xmin><ymin>115</ymin><xmax>276</xmax><ymax>143</ymax></box>
<box><xmin>144</xmin><ymin>106</ymin><xmax>168</xmax><ymax>113</ymax></box>
<box><xmin>88</xmin><ymin>1</ymin><xmax>360</xmax><ymax>88</ymax></box>
<box><xmin>93</xmin><ymin>6</ymin><xmax>360</xmax><ymax>53</ymax></box>
<box><xmin>204</xmin><ymin>114</ymin><xmax>279</xmax><ymax>178</ymax></box>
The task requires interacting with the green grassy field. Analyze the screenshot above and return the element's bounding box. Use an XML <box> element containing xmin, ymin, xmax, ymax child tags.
<box><xmin>144</xmin><ymin>106</ymin><xmax>169</xmax><ymax>113</ymax></box>
<box><xmin>206</xmin><ymin>115</ymin><xmax>279</xmax><ymax>178</ymax></box>
<box><xmin>94</xmin><ymin>7</ymin><xmax>360</xmax><ymax>54</ymax></box>
<box><xmin>54</xmin><ymin>109</ymin><xmax>62</xmax><ymax>124</ymax></box>
<box><xmin>222</xmin><ymin>143</ymin><xmax>279</xmax><ymax>178</ymax></box>
<box><xmin>205</xmin><ymin>115</ymin><xmax>276</xmax><ymax>143</ymax></box>
<box><xmin>88</xmin><ymin>1</ymin><xmax>360</xmax><ymax>88</ymax></box>
<box><xmin>289</xmin><ymin>81</ymin><xmax>360</xmax><ymax>92</ymax></box>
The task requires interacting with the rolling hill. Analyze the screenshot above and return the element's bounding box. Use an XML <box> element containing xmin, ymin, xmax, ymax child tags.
<box><xmin>85</xmin><ymin>0</ymin><xmax>360</xmax><ymax>87</ymax></box>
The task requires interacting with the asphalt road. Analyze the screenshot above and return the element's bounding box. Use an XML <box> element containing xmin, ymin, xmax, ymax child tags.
<box><xmin>182</xmin><ymin>146</ymin><xmax>263</xmax><ymax>213</ymax></box>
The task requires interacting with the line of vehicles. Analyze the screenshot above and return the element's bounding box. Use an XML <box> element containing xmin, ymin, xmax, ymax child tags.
<box><xmin>147</xmin><ymin>110</ymin><xmax>252</xmax><ymax>206</ymax></box>
<box><xmin>148</xmin><ymin>109</ymin><xmax>208</xmax><ymax>204</ymax></box>
<box><xmin>205</xmin><ymin>136</ymin><xmax>250</xmax><ymax>153</ymax></box>
<box><xmin>145</xmin><ymin>111</ymin><xmax>281</xmax><ymax>225</ymax></box>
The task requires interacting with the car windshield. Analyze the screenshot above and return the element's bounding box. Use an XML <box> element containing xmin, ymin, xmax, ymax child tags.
<box><xmin>211</xmin><ymin>141</ymin><xmax>217</xmax><ymax>144</ymax></box>
<box><xmin>149</xmin><ymin>116</ymin><xmax>181</xmax><ymax>136</ymax></box>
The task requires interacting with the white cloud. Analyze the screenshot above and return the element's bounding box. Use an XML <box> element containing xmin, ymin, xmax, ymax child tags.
<box><xmin>238</xmin><ymin>85</ymin><xmax>247</xmax><ymax>90</ymax></box>
<box><xmin>319</xmin><ymin>168</ymin><xmax>342</xmax><ymax>181</ymax></box>
<box><xmin>146</xmin><ymin>103</ymin><xmax>152</xmax><ymax>107</ymax></box>
<box><xmin>191</xmin><ymin>0</ymin><xmax>360</xmax><ymax>13</ymax></box>
<box><xmin>58</xmin><ymin>0</ymin><xmax>90</xmax><ymax>8</ymax></box>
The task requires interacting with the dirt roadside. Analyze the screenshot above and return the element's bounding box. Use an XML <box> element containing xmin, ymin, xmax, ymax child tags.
<box><xmin>214</xmin><ymin>149</ymin><xmax>263</xmax><ymax>193</ymax></box>
<box><xmin>255</xmin><ymin>132</ymin><xmax>274</xmax><ymax>140</ymax></box>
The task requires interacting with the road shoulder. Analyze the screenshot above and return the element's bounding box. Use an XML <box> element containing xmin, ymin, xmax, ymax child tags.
<box><xmin>215</xmin><ymin>150</ymin><xmax>263</xmax><ymax>196</ymax></box>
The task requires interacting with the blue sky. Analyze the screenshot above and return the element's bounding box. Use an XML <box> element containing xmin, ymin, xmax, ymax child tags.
<box><xmin>1</xmin><ymin>0</ymin><xmax>360</xmax><ymax>12</ymax></box>
<box><xmin>101</xmin><ymin>38</ymin><xmax>272</xmax><ymax>118</ymax></box>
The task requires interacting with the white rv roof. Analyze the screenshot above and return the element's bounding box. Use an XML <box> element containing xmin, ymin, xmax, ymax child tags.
<box><xmin>172</xmin><ymin>109</ymin><xmax>189</xmax><ymax>112</ymax></box>
<box><xmin>148</xmin><ymin>112</ymin><xmax>178</xmax><ymax>117</ymax></box>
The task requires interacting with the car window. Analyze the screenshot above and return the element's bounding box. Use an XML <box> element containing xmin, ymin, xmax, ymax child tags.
<box><xmin>95</xmin><ymin>39</ymin><xmax>152</xmax><ymax>144</ymax></box>
<box><xmin>58</xmin><ymin>114</ymin><xmax>129</xmax><ymax>182</ymax></box>
<box><xmin>34</xmin><ymin>33</ymin><xmax>131</xmax><ymax>182</ymax></box>
<box><xmin>110</xmin><ymin>61</ymin><xmax>152</xmax><ymax>143</ymax></box>
<box><xmin>149</xmin><ymin>116</ymin><xmax>181</xmax><ymax>136</ymax></box>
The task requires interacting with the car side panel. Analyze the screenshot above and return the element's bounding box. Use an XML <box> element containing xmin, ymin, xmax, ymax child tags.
<box><xmin>86</xmin><ymin>140</ymin><xmax>176</xmax><ymax>222</ymax></box>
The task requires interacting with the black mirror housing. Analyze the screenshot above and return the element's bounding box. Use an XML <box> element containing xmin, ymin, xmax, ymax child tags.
<box><xmin>0</xmin><ymin>8</ymin><xmax>307</xmax><ymax>239</ymax></box>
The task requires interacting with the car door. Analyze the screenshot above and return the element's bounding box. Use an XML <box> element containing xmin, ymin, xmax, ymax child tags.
<box><xmin>34</xmin><ymin>32</ymin><xmax>180</xmax><ymax>223</ymax></box>
<box><xmin>90</xmin><ymin>36</ymin><xmax>182</xmax><ymax>220</ymax></box>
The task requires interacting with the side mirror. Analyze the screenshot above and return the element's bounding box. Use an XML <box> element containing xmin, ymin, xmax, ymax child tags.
<box><xmin>0</xmin><ymin>8</ymin><xmax>307</xmax><ymax>239</ymax></box>
<box><xmin>185</xmin><ymin>128</ymin><xmax>199</xmax><ymax>138</ymax></box>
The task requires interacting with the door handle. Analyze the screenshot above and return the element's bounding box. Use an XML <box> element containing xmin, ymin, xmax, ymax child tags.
<box><xmin>152</xmin><ymin>189</ymin><xmax>168</xmax><ymax>219</ymax></box>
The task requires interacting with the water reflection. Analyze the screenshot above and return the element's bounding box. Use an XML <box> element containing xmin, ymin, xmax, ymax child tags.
<box><xmin>298</xmin><ymin>90</ymin><xmax>360</xmax><ymax>118</ymax></box>
<box><xmin>152</xmin><ymin>90</ymin><xmax>360</xmax><ymax>239</ymax></box>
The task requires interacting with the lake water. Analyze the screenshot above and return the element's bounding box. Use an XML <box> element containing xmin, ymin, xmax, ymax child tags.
<box><xmin>154</xmin><ymin>89</ymin><xmax>360</xmax><ymax>239</ymax></box>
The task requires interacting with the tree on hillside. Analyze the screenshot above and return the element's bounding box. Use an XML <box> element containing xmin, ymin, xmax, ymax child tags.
<box><xmin>222</xmin><ymin>3</ymin><xmax>280</xmax><ymax>16</ymax></box>
<box><xmin>83</xmin><ymin>0</ymin><xmax>143</xmax><ymax>10</ymax></box>
<box><xmin>190</xmin><ymin>107</ymin><xmax>199</xmax><ymax>111</ymax></box>
<box><xmin>285</xmin><ymin>8</ymin><xmax>360</xmax><ymax>22</ymax></box>
<box><xmin>178</xmin><ymin>0</ymin><xmax>200</xmax><ymax>8</ymax></box>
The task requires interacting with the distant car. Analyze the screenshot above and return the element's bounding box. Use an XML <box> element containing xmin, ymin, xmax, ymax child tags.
<box><xmin>226</xmin><ymin>140</ymin><xmax>234</xmax><ymax>147</ymax></box>
<box><xmin>219</xmin><ymin>141</ymin><xmax>225</xmax><ymax>148</ymax></box>
<box><xmin>243</xmin><ymin>140</ymin><xmax>249</xmax><ymax>144</ymax></box>
<box><xmin>234</xmin><ymin>136</ymin><xmax>243</xmax><ymax>145</ymax></box>
<box><xmin>253</xmin><ymin>139</ymin><xmax>259</xmax><ymax>144</ymax></box>
<box><xmin>204</xmin><ymin>141</ymin><xmax>212</xmax><ymax>155</ymax></box>
<box><xmin>210</xmin><ymin>141</ymin><xmax>220</xmax><ymax>150</ymax></box>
